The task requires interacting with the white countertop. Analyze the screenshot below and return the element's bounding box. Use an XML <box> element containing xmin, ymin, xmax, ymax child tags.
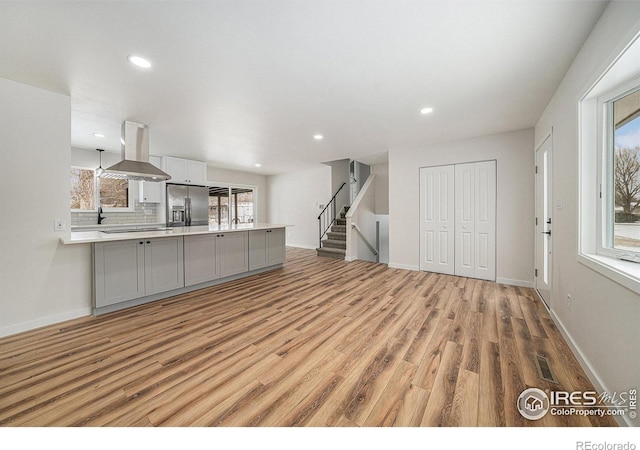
<box><xmin>61</xmin><ymin>223</ymin><xmax>290</xmax><ymax>245</ymax></box>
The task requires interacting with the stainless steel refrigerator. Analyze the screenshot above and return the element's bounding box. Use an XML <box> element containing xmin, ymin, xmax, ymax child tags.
<box><xmin>166</xmin><ymin>183</ymin><xmax>209</xmax><ymax>226</ymax></box>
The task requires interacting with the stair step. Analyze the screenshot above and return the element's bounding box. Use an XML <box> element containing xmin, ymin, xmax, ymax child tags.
<box><xmin>331</xmin><ymin>225</ymin><xmax>346</xmax><ymax>233</ymax></box>
<box><xmin>336</xmin><ymin>218</ymin><xmax>346</xmax><ymax>226</ymax></box>
<box><xmin>326</xmin><ymin>231</ymin><xmax>346</xmax><ymax>241</ymax></box>
<box><xmin>321</xmin><ymin>239</ymin><xmax>346</xmax><ymax>249</ymax></box>
<box><xmin>316</xmin><ymin>247</ymin><xmax>345</xmax><ymax>259</ymax></box>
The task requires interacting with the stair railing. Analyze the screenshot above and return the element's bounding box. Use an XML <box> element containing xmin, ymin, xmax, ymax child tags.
<box><xmin>351</xmin><ymin>222</ymin><xmax>379</xmax><ymax>262</ymax></box>
<box><xmin>318</xmin><ymin>182</ymin><xmax>346</xmax><ymax>248</ymax></box>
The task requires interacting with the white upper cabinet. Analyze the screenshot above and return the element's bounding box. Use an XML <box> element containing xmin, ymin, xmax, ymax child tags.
<box><xmin>163</xmin><ymin>156</ymin><xmax>207</xmax><ymax>185</ymax></box>
<box><xmin>138</xmin><ymin>155</ymin><xmax>164</xmax><ymax>203</ymax></box>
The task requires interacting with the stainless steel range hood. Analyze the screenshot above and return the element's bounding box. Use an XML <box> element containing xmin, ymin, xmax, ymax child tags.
<box><xmin>100</xmin><ymin>121</ymin><xmax>171</xmax><ymax>182</ymax></box>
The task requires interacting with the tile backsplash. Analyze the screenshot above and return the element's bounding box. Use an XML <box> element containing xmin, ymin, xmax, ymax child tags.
<box><xmin>72</xmin><ymin>200</ymin><xmax>162</xmax><ymax>227</ymax></box>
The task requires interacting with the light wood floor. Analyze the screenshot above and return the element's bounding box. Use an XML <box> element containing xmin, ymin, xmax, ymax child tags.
<box><xmin>0</xmin><ymin>248</ymin><xmax>616</xmax><ymax>427</ymax></box>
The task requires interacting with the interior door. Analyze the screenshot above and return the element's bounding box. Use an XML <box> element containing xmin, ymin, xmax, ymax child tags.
<box><xmin>455</xmin><ymin>161</ymin><xmax>496</xmax><ymax>281</ymax></box>
<box><xmin>419</xmin><ymin>165</ymin><xmax>455</xmax><ymax>274</ymax></box>
<box><xmin>472</xmin><ymin>161</ymin><xmax>496</xmax><ymax>281</ymax></box>
<box><xmin>535</xmin><ymin>135</ymin><xmax>552</xmax><ymax>307</ymax></box>
<box><xmin>455</xmin><ymin>163</ymin><xmax>475</xmax><ymax>278</ymax></box>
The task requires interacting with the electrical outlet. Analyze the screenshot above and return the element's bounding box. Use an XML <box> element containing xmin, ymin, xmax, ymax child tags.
<box><xmin>566</xmin><ymin>293</ymin><xmax>572</xmax><ymax>311</ymax></box>
<box><xmin>54</xmin><ymin>219</ymin><xmax>66</xmax><ymax>232</ymax></box>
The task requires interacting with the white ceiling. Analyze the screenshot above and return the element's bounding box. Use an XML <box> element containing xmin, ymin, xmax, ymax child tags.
<box><xmin>0</xmin><ymin>1</ymin><xmax>607</xmax><ymax>175</ymax></box>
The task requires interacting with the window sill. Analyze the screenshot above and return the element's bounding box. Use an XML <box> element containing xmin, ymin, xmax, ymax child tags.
<box><xmin>577</xmin><ymin>252</ymin><xmax>640</xmax><ymax>296</ymax></box>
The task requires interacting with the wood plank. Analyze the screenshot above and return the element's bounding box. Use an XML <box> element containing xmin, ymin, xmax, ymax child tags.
<box><xmin>420</xmin><ymin>341</ymin><xmax>463</xmax><ymax>426</ymax></box>
<box><xmin>447</xmin><ymin>368</ymin><xmax>479</xmax><ymax>426</ymax></box>
<box><xmin>362</xmin><ymin>360</ymin><xmax>419</xmax><ymax>426</ymax></box>
<box><xmin>460</xmin><ymin>311</ymin><xmax>481</xmax><ymax>374</ymax></box>
<box><xmin>478</xmin><ymin>340</ymin><xmax>505</xmax><ymax>426</ymax></box>
<box><xmin>496</xmin><ymin>314</ymin><xmax>527</xmax><ymax>426</ymax></box>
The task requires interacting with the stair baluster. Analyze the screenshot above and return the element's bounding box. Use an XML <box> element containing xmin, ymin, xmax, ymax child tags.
<box><xmin>317</xmin><ymin>183</ymin><xmax>348</xmax><ymax>259</ymax></box>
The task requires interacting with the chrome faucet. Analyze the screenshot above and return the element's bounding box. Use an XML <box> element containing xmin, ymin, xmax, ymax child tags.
<box><xmin>97</xmin><ymin>207</ymin><xmax>106</xmax><ymax>224</ymax></box>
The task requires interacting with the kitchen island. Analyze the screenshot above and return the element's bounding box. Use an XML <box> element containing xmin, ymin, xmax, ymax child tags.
<box><xmin>61</xmin><ymin>223</ymin><xmax>289</xmax><ymax>315</ymax></box>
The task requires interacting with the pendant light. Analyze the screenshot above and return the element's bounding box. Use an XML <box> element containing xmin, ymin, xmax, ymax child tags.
<box><xmin>95</xmin><ymin>148</ymin><xmax>105</xmax><ymax>177</ymax></box>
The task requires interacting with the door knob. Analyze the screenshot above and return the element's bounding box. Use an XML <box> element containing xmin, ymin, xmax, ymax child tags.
<box><xmin>542</xmin><ymin>231</ymin><xmax>551</xmax><ymax>235</ymax></box>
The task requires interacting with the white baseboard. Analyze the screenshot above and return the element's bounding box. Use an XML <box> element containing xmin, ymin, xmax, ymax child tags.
<box><xmin>549</xmin><ymin>309</ymin><xmax>632</xmax><ymax>427</ymax></box>
<box><xmin>0</xmin><ymin>307</ymin><xmax>91</xmax><ymax>338</ymax></box>
<box><xmin>286</xmin><ymin>243</ymin><xmax>318</xmax><ymax>250</ymax></box>
<box><xmin>388</xmin><ymin>262</ymin><xmax>419</xmax><ymax>271</ymax></box>
<box><xmin>495</xmin><ymin>277</ymin><xmax>534</xmax><ymax>288</ymax></box>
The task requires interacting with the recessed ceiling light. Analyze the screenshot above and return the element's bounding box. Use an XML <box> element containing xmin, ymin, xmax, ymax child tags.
<box><xmin>254</xmin><ymin>163</ymin><xmax>262</xmax><ymax>167</ymax></box>
<box><xmin>314</xmin><ymin>134</ymin><xmax>323</xmax><ymax>140</ymax></box>
<box><xmin>127</xmin><ymin>55</ymin><xmax>152</xmax><ymax>69</ymax></box>
<box><xmin>93</xmin><ymin>133</ymin><xmax>106</xmax><ymax>138</ymax></box>
<box><xmin>420</xmin><ymin>107</ymin><xmax>434</xmax><ymax>115</ymax></box>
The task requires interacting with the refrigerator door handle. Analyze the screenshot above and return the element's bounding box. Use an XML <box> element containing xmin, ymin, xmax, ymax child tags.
<box><xmin>185</xmin><ymin>197</ymin><xmax>192</xmax><ymax>226</ymax></box>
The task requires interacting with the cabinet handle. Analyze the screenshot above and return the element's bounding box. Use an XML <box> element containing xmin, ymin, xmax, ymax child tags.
<box><xmin>139</xmin><ymin>241</ymin><xmax>144</xmax><ymax>245</ymax></box>
<box><xmin>146</xmin><ymin>241</ymin><xmax>151</xmax><ymax>244</ymax></box>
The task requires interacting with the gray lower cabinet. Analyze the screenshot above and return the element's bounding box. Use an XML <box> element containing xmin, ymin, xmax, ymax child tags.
<box><xmin>249</xmin><ymin>228</ymin><xmax>285</xmax><ymax>270</ymax></box>
<box><xmin>94</xmin><ymin>236</ymin><xmax>184</xmax><ymax>308</ymax></box>
<box><xmin>184</xmin><ymin>233</ymin><xmax>219</xmax><ymax>286</ymax></box>
<box><xmin>144</xmin><ymin>237</ymin><xmax>185</xmax><ymax>295</ymax></box>
<box><xmin>94</xmin><ymin>229</ymin><xmax>280</xmax><ymax>312</ymax></box>
<box><xmin>184</xmin><ymin>231</ymin><xmax>249</xmax><ymax>286</ymax></box>
<box><xmin>218</xmin><ymin>231</ymin><xmax>249</xmax><ymax>278</ymax></box>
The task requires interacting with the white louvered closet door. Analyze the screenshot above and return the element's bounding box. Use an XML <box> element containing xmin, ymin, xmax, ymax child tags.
<box><xmin>419</xmin><ymin>165</ymin><xmax>455</xmax><ymax>275</ymax></box>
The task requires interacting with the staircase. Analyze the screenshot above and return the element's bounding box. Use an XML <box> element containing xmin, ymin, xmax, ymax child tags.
<box><xmin>316</xmin><ymin>206</ymin><xmax>349</xmax><ymax>259</ymax></box>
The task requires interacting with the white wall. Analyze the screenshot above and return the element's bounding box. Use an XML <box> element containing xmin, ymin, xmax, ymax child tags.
<box><xmin>327</xmin><ymin>159</ymin><xmax>350</xmax><ymax>211</ymax></box>
<box><xmin>388</xmin><ymin>128</ymin><xmax>534</xmax><ymax>286</ymax></box>
<box><xmin>371</xmin><ymin>163</ymin><xmax>389</xmax><ymax>215</ymax></box>
<box><xmin>0</xmin><ymin>78</ymin><xmax>92</xmax><ymax>336</ymax></box>
<box><xmin>267</xmin><ymin>166</ymin><xmax>331</xmax><ymax>249</ymax></box>
<box><xmin>207</xmin><ymin>166</ymin><xmax>268</xmax><ymax>223</ymax></box>
<box><xmin>346</xmin><ymin>175</ymin><xmax>377</xmax><ymax>262</ymax></box>
<box><xmin>534</xmin><ymin>1</ymin><xmax>640</xmax><ymax>425</ymax></box>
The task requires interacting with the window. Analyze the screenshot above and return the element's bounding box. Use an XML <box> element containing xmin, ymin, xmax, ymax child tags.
<box><xmin>611</xmin><ymin>88</ymin><xmax>640</xmax><ymax>252</ymax></box>
<box><xmin>99</xmin><ymin>178</ymin><xmax>129</xmax><ymax>208</ymax></box>
<box><xmin>70</xmin><ymin>168</ymin><xmax>95</xmax><ymax>210</ymax></box>
<box><xmin>231</xmin><ymin>189</ymin><xmax>254</xmax><ymax>224</ymax></box>
<box><xmin>70</xmin><ymin>167</ymin><xmax>131</xmax><ymax>211</ymax></box>
<box><xmin>208</xmin><ymin>186</ymin><xmax>229</xmax><ymax>225</ymax></box>
<box><xmin>578</xmin><ymin>31</ymin><xmax>640</xmax><ymax>294</ymax></box>
<box><xmin>207</xmin><ymin>185</ymin><xmax>256</xmax><ymax>225</ymax></box>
